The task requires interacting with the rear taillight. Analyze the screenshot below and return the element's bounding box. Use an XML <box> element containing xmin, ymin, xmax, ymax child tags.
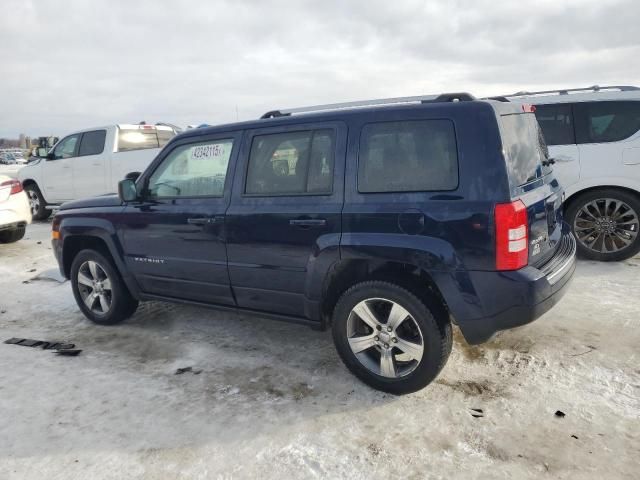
<box><xmin>495</xmin><ymin>200</ymin><xmax>528</xmax><ymax>271</ymax></box>
<box><xmin>1</xmin><ymin>179</ymin><xmax>23</xmax><ymax>195</ymax></box>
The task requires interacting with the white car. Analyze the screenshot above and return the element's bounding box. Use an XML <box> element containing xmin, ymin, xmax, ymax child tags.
<box><xmin>18</xmin><ymin>124</ymin><xmax>178</xmax><ymax>220</ymax></box>
<box><xmin>502</xmin><ymin>85</ymin><xmax>640</xmax><ymax>261</ymax></box>
<box><xmin>0</xmin><ymin>175</ymin><xmax>31</xmax><ymax>243</ymax></box>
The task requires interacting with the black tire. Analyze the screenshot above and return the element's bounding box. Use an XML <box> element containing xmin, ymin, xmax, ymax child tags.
<box><xmin>331</xmin><ymin>281</ymin><xmax>452</xmax><ymax>394</ymax></box>
<box><xmin>566</xmin><ymin>189</ymin><xmax>640</xmax><ymax>262</ymax></box>
<box><xmin>0</xmin><ymin>226</ymin><xmax>26</xmax><ymax>243</ymax></box>
<box><xmin>24</xmin><ymin>183</ymin><xmax>51</xmax><ymax>221</ymax></box>
<box><xmin>70</xmin><ymin>249</ymin><xmax>138</xmax><ymax>325</ymax></box>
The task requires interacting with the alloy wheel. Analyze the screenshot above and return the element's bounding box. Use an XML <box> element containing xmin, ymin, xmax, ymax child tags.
<box><xmin>77</xmin><ymin>261</ymin><xmax>113</xmax><ymax>315</ymax></box>
<box><xmin>346</xmin><ymin>297</ymin><xmax>424</xmax><ymax>378</ymax></box>
<box><xmin>27</xmin><ymin>189</ymin><xmax>40</xmax><ymax>216</ymax></box>
<box><xmin>573</xmin><ymin>198</ymin><xmax>639</xmax><ymax>254</ymax></box>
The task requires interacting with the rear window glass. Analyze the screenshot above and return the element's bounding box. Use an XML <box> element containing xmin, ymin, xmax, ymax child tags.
<box><xmin>575</xmin><ymin>101</ymin><xmax>640</xmax><ymax>144</ymax></box>
<box><xmin>500</xmin><ymin>113</ymin><xmax>548</xmax><ymax>187</ymax></box>
<box><xmin>535</xmin><ymin>104</ymin><xmax>575</xmax><ymax>145</ymax></box>
<box><xmin>117</xmin><ymin>128</ymin><xmax>177</xmax><ymax>152</ymax></box>
<box><xmin>358</xmin><ymin>120</ymin><xmax>458</xmax><ymax>193</ymax></box>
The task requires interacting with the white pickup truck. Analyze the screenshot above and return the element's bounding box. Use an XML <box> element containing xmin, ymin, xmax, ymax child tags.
<box><xmin>19</xmin><ymin>124</ymin><xmax>178</xmax><ymax>219</ymax></box>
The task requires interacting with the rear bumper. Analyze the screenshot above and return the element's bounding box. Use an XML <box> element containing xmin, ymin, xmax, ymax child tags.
<box><xmin>0</xmin><ymin>191</ymin><xmax>32</xmax><ymax>229</ymax></box>
<box><xmin>457</xmin><ymin>224</ymin><xmax>576</xmax><ymax>345</ymax></box>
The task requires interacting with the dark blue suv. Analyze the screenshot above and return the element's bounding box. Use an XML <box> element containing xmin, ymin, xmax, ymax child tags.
<box><xmin>52</xmin><ymin>93</ymin><xmax>576</xmax><ymax>394</ymax></box>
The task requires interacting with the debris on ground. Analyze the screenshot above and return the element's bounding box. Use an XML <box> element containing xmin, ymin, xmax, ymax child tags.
<box><xmin>54</xmin><ymin>349</ymin><xmax>82</xmax><ymax>356</ymax></box>
<box><xmin>470</xmin><ymin>408</ymin><xmax>484</xmax><ymax>418</ymax></box>
<box><xmin>555</xmin><ymin>410</ymin><xmax>566</xmax><ymax>418</ymax></box>
<box><xmin>175</xmin><ymin>366</ymin><xmax>203</xmax><ymax>375</ymax></box>
<box><xmin>4</xmin><ymin>337</ymin><xmax>81</xmax><ymax>355</ymax></box>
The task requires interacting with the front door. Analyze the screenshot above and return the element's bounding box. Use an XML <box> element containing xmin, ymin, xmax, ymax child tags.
<box><xmin>43</xmin><ymin>133</ymin><xmax>80</xmax><ymax>202</ymax></box>
<box><xmin>119</xmin><ymin>132</ymin><xmax>240</xmax><ymax>305</ymax></box>
<box><xmin>225</xmin><ymin>122</ymin><xmax>346</xmax><ymax>317</ymax></box>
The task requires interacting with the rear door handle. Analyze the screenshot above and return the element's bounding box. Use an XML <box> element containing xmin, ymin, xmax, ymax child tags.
<box><xmin>289</xmin><ymin>218</ymin><xmax>327</xmax><ymax>227</ymax></box>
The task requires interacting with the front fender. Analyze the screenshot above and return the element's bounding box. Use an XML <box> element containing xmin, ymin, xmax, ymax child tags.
<box><xmin>57</xmin><ymin>215</ymin><xmax>141</xmax><ymax>298</ymax></box>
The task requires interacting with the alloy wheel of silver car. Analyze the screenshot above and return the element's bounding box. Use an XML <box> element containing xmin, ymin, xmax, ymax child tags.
<box><xmin>346</xmin><ymin>297</ymin><xmax>424</xmax><ymax>378</ymax></box>
<box><xmin>27</xmin><ymin>189</ymin><xmax>40</xmax><ymax>216</ymax></box>
<box><xmin>573</xmin><ymin>198</ymin><xmax>639</xmax><ymax>254</ymax></box>
<box><xmin>77</xmin><ymin>260</ymin><xmax>113</xmax><ymax>315</ymax></box>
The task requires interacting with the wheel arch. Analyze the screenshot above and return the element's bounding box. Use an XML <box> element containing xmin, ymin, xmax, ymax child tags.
<box><xmin>565</xmin><ymin>184</ymin><xmax>640</xmax><ymax>210</ymax></box>
<box><xmin>320</xmin><ymin>259</ymin><xmax>451</xmax><ymax>328</ymax></box>
<box><xmin>58</xmin><ymin>218</ymin><xmax>141</xmax><ymax>299</ymax></box>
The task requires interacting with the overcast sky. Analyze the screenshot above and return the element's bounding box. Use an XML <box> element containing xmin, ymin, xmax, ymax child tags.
<box><xmin>1</xmin><ymin>0</ymin><xmax>638</xmax><ymax>137</ymax></box>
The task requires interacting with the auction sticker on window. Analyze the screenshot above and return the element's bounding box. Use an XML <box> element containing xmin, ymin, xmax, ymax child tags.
<box><xmin>190</xmin><ymin>143</ymin><xmax>227</xmax><ymax>161</ymax></box>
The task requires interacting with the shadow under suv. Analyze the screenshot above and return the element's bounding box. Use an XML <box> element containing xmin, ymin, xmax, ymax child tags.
<box><xmin>52</xmin><ymin>93</ymin><xmax>576</xmax><ymax>394</ymax></box>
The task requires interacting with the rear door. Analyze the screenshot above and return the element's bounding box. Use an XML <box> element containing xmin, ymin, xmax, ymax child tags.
<box><xmin>574</xmin><ymin>101</ymin><xmax>640</xmax><ymax>180</ymax></box>
<box><xmin>499</xmin><ymin>109</ymin><xmax>564</xmax><ymax>266</ymax></box>
<box><xmin>119</xmin><ymin>132</ymin><xmax>240</xmax><ymax>305</ymax></box>
<box><xmin>225</xmin><ymin>122</ymin><xmax>346</xmax><ymax>317</ymax></box>
<box><xmin>534</xmin><ymin>103</ymin><xmax>580</xmax><ymax>188</ymax></box>
<box><xmin>74</xmin><ymin>130</ymin><xmax>108</xmax><ymax>198</ymax></box>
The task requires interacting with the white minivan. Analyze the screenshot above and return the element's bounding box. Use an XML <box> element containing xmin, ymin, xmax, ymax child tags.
<box><xmin>19</xmin><ymin>123</ymin><xmax>178</xmax><ymax>220</ymax></box>
<box><xmin>503</xmin><ymin>85</ymin><xmax>640</xmax><ymax>261</ymax></box>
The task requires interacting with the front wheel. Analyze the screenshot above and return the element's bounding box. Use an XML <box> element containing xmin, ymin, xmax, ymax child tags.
<box><xmin>331</xmin><ymin>281</ymin><xmax>452</xmax><ymax>394</ymax></box>
<box><xmin>70</xmin><ymin>249</ymin><xmax>138</xmax><ymax>325</ymax></box>
<box><xmin>566</xmin><ymin>189</ymin><xmax>640</xmax><ymax>261</ymax></box>
<box><xmin>24</xmin><ymin>184</ymin><xmax>51</xmax><ymax>221</ymax></box>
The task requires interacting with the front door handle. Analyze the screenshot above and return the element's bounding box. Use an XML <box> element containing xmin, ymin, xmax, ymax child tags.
<box><xmin>551</xmin><ymin>155</ymin><xmax>574</xmax><ymax>163</ymax></box>
<box><xmin>289</xmin><ymin>218</ymin><xmax>327</xmax><ymax>227</ymax></box>
<box><xmin>187</xmin><ymin>216</ymin><xmax>223</xmax><ymax>226</ymax></box>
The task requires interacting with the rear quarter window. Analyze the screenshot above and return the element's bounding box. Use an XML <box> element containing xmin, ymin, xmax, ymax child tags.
<box><xmin>357</xmin><ymin>119</ymin><xmax>458</xmax><ymax>193</ymax></box>
<box><xmin>499</xmin><ymin>113</ymin><xmax>547</xmax><ymax>187</ymax></box>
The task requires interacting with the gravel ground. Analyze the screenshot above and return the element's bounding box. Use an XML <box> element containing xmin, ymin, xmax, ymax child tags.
<box><xmin>0</xmin><ymin>222</ymin><xmax>638</xmax><ymax>479</ymax></box>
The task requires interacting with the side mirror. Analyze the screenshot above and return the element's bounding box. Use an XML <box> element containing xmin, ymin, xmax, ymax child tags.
<box><xmin>125</xmin><ymin>171</ymin><xmax>141</xmax><ymax>181</ymax></box>
<box><xmin>46</xmin><ymin>152</ymin><xmax>56</xmax><ymax>160</ymax></box>
<box><xmin>118</xmin><ymin>178</ymin><xmax>138</xmax><ymax>203</ymax></box>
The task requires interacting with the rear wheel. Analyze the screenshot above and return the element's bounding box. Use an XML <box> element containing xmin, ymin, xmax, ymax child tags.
<box><xmin>70</xmin><ymin>249</ymin><xmax>138</xmax><ymax>325</ymax></box>
<box><xmin>566</xmin><ymin>189</ymin><xmax>640</xmax><ymax>261</ymax></box>
<box><xmin>24</xmin><ymin>183</ymin><xmax>51</xmax><ymax>221</ymax></box>
<box><xmin>0</xmin><ymin>226</ymin><xmax>26</xmax><ymax>243</ymax></box>
<box><xmin>331</xmin><ymin>281</ymin><xmax>452</xmax><ymax>394</ymax></box>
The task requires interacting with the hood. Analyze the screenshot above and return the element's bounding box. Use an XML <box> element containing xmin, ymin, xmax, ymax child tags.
<box><xmin>59</xmin><ymin>193</ymin><xmax>122</xmax><ymax>210</ymax></box>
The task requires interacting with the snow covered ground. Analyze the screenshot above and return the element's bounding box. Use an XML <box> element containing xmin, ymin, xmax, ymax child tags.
<box><xmin>0</xmin><ymin>222</ymin><xmax>638</xmax><ymax>479</ymax></box>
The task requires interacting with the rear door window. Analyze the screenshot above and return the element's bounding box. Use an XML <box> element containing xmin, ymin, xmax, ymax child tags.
<box><xmin>574</xmin><ymin>101</ymin><xmax>640</xmax><ymax>143</ymax></box>
<box><xmin>78</xmin><ymin>130</ymin><xmax>106</xmax><ymax>156</ymax></box>
<box><xmin>534</xmin><ymin>104</ymin><xmax>575</xmax><ymax>145</ymax></box>
<box><xmin>357</xmin><ymin>120</ymin><xmax>458</xmax><ymax>193</ymax></box>
<box><xmin>500</xmin><ymin>113</ymin><xmax>548</xmax><ymax>186</ymax></box>
<box><xmin>245</xmin><ymin>129</ymin><xmax>335</xmax><ymax>195</ymax></box>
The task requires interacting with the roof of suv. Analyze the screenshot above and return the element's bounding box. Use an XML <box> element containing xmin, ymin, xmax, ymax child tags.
<box><xmin>499</xmin><ymin>85</ymin><xmax>640</xmax><ymax>105</ymax></box>
<box><xmin>177</xmin><ymin>93</ymin><xmax>523</xmax><ymax>141</ymax></box>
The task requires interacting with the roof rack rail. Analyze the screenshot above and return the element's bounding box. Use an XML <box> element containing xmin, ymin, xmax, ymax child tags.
<box><xmin>260</xmin><ymin>92</ymin><xmax>477</xmax><ymax>119</ymax></box>
<box><xmin>504</xmin><ymin>85</ymin><xmax>640</xmax><ymax>97</ymax></box>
